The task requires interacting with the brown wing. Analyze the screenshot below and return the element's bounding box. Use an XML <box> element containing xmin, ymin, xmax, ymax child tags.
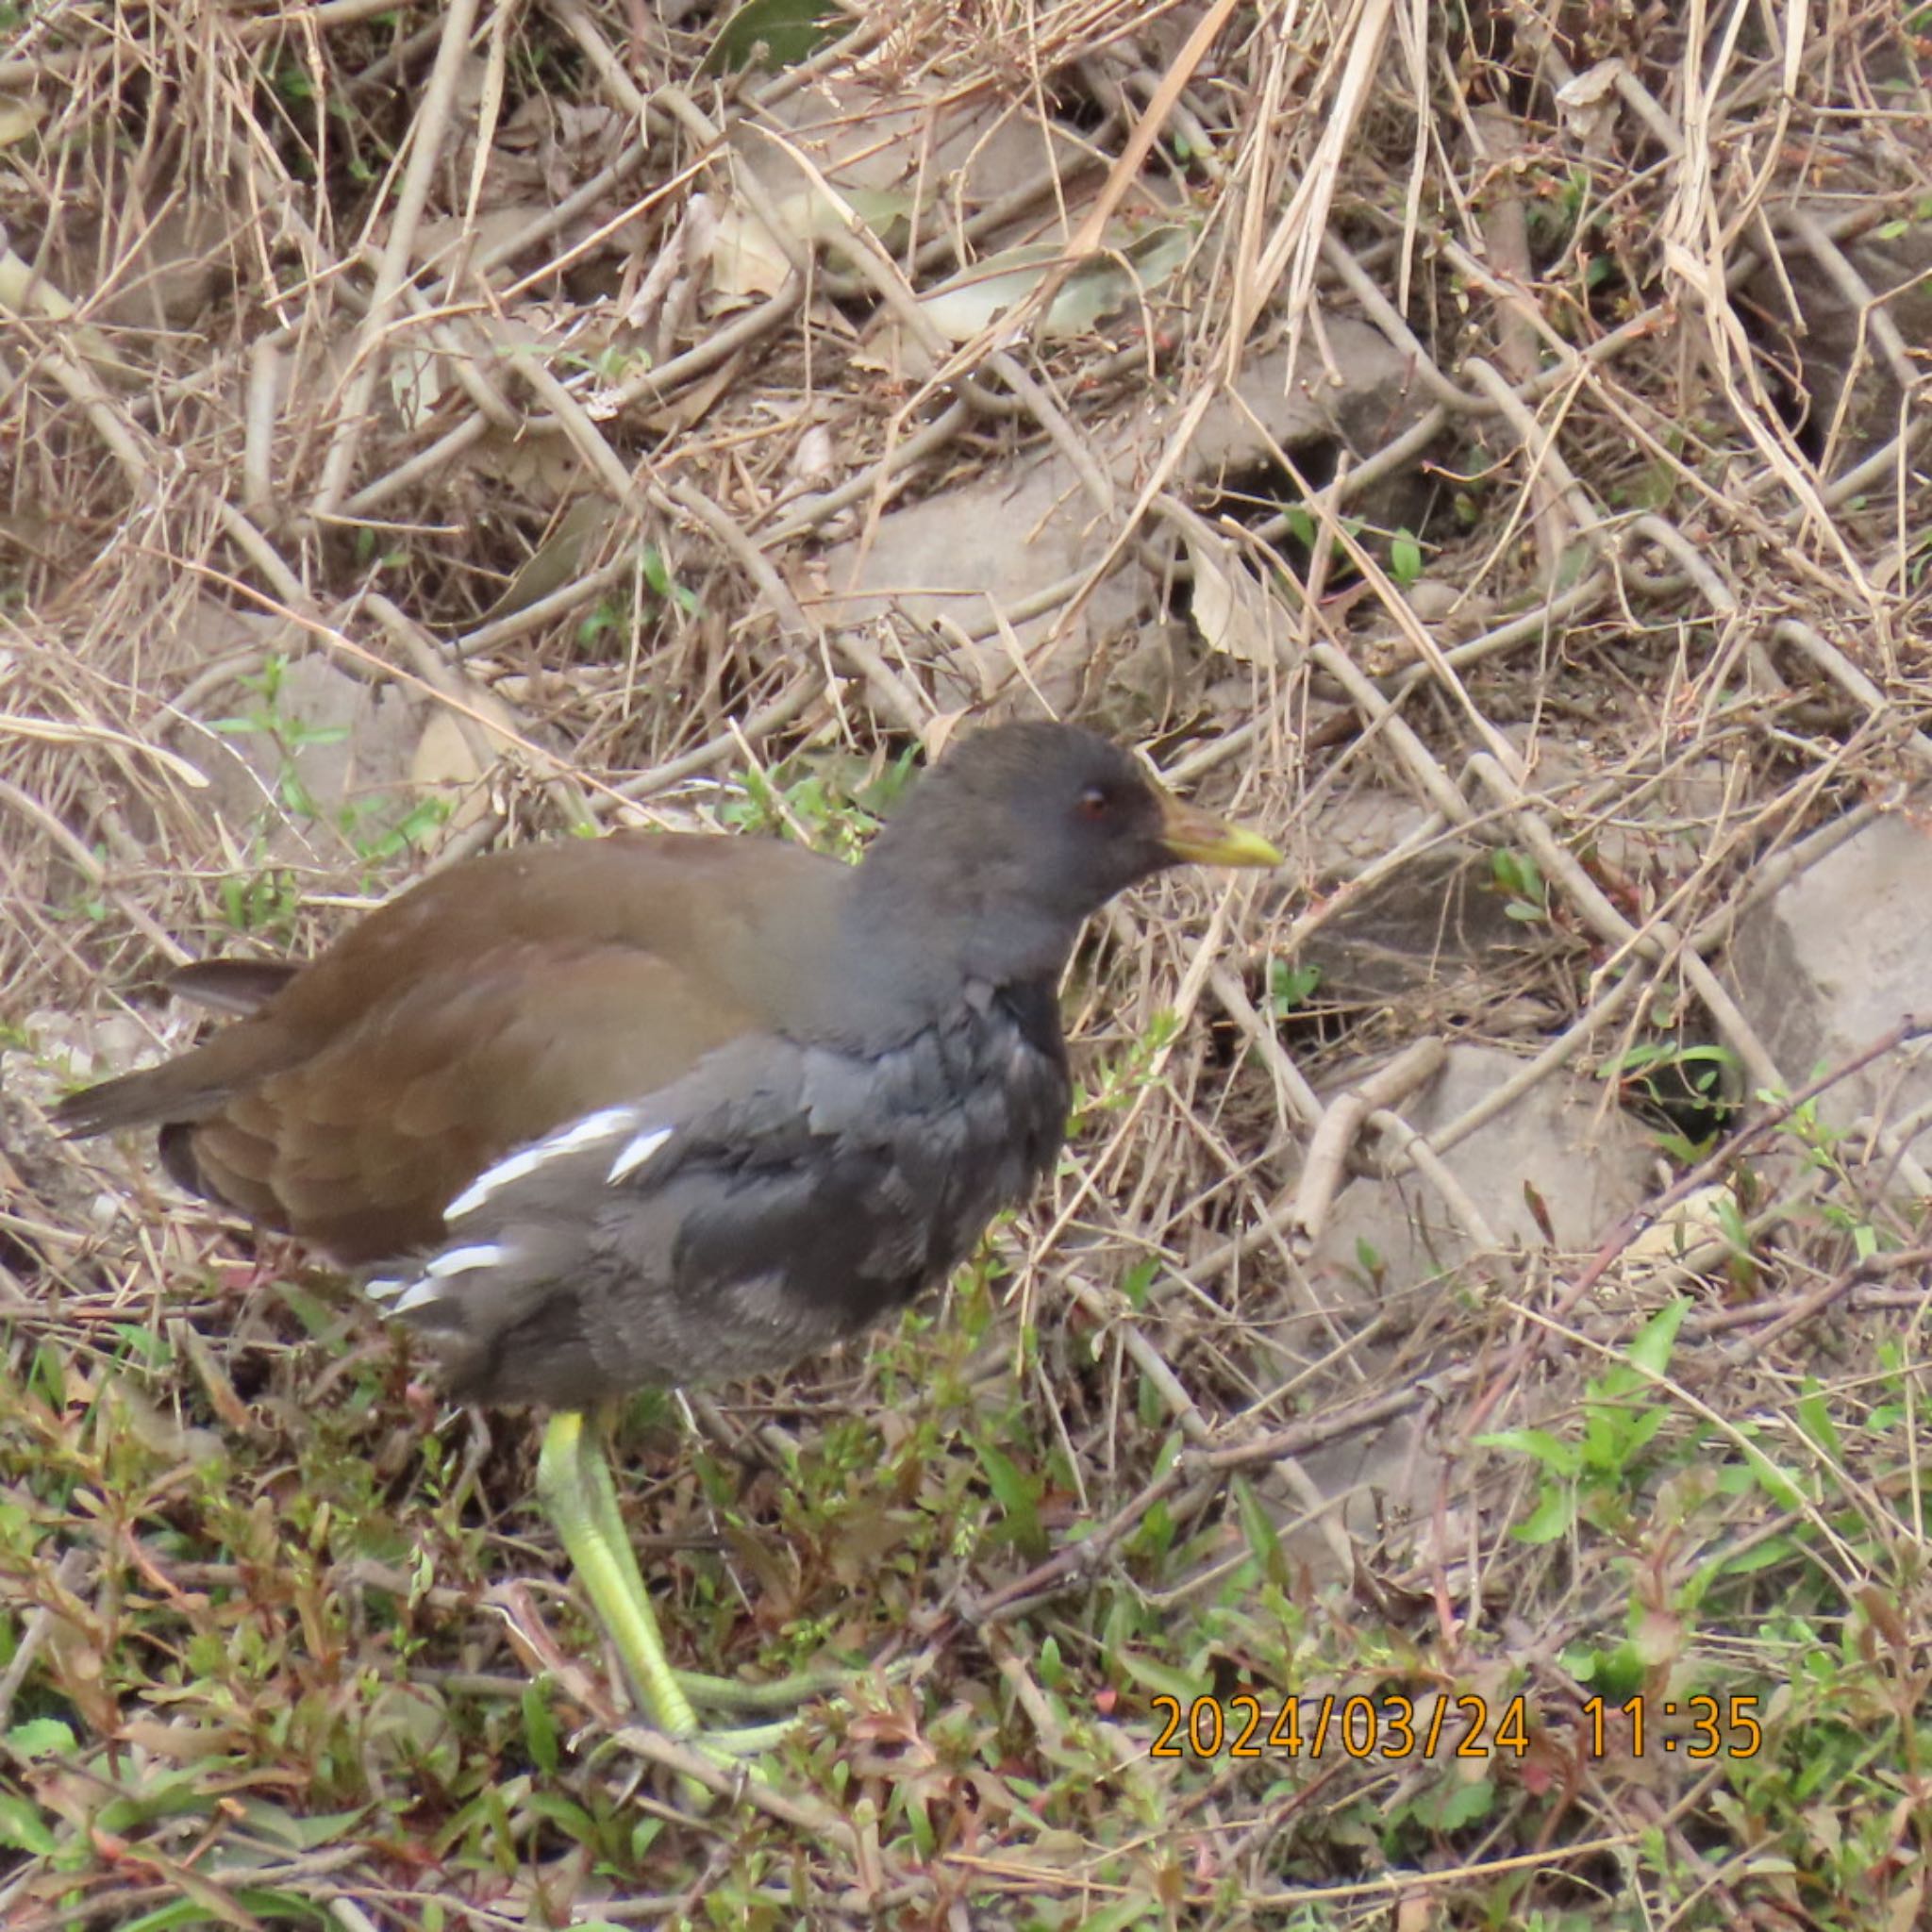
<box><xmin>185</xmin><ymin>937</ymin><xmax>766</xmax><ymax>1261</ymax></box>
<box><xmin>58</xmin><ymin>831</ymin><xmax>849</xmax><ymax>1264</ymax></box>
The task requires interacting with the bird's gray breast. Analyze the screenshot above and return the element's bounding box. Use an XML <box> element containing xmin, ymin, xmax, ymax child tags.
<box><xmin>380</xmin><ymin>984</ymin><xmax>1070</xmax><ymax>1407</ymax></box>
<box><xmin>671</xmin><ymin>983</ymin><xmax>1071</xmax><ymax>1363</ymax></box>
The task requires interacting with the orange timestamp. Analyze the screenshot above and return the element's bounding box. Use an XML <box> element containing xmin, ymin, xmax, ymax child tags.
<box><xmin>1151</xmin><ymin>1691</ymin><xmax>1535</xmax><ymax>1761</ymax></box>
<box><xmin>1583</xmin><ymin>1693</ymin><xmax>1763</xmax><ymax>1758</ymax></box>
<box><xmin>1149</xmin><ymin>1690</ymin><xmax>1766</xmax><ymax>1761</ymax></box>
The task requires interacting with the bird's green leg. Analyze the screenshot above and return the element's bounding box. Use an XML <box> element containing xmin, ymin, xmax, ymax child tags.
<box><xmin>536</xmin><ymin>1408</ymin><xmax>698</xmax><ymax>1740</ymax></box>
<box><xmin>537</xmin><ymin>1408</ymin><xmax>904</xmax><ymax>1757</ymax></box>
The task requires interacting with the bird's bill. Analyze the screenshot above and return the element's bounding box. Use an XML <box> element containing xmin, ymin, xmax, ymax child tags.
<box><xmin>1156</xmin><ymin>794</ymin><xmax>1283</xmax><ymax>870</ymax></box>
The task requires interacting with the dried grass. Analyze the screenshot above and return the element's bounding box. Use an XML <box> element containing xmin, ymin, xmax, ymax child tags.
<box><xmin>3</xmin><ymin>0</ymin><xmax>1931</xmax><ymax>1924</ymax></box>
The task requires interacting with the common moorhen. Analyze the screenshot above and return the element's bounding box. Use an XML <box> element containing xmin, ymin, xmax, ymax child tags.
<box><xmin>57</xmin><ymin>721</ymin><xmax>1280</xmax><ymax>1742</ymax></box>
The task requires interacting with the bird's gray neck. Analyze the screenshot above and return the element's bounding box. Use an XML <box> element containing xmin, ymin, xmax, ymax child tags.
<box><xmin>820</xmin><ymin>858</ymin><xmax>1080</xmax><ymax>1044</ymax></box>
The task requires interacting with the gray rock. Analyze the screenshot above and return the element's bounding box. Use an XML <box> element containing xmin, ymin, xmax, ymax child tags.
<box><xmin>1729</xmin><ymin>812</ymin><xmax>1932</xmax><ymax>1132</ymax></box>
<box><xmin>1257</xmin><ymin>1048</ymin><xmax>1654</xmax><ymax>1575</ymax></box>
<box><xmin>1303</xmin><ymin>845</ymin><xmax>1519</xmax><ymax>1008</ymax></box>
<box><xmin>190</xmin><ymin>655</ymin><xmax>425</xmax><ymax>866</ymax></box>
<box><xmin>1310</xmin><ymin>1043</ymin><xmax>1657</xmax><ymax>1307</ymax></box>
<box><xmin>815</xmin><ymin>317</ymin><xmax>1426</xmax><ymax>716</ymax></box>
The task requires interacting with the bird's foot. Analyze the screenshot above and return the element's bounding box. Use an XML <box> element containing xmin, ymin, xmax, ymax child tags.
<box><xmin>674</xmin><ymin>1659</ymin><xmax>910</xmax><ymax>1760</ymax></box>
<box><xmin>689</xmin><ymin>1718</ymin><xmax>797</xmax><ymax>1762</ymax></box>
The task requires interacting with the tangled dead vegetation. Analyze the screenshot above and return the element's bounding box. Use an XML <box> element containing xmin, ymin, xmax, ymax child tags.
<box><xmin>3</xmin><ymin>0</ymin><xmax>1931</xmax><ymax>1924</ymax></box>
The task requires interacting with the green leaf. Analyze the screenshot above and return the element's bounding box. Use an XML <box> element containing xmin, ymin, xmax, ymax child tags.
<box><xmin>701</xmin><ymin>0</ymin><xmax>847</xmax><ymax>75</ymax></box>
<box><xmin>1270</xmin><ymin>958</ymin><xmax>1321</xmax><ymax>1013</ymax></box>
<box><xmin>1476</xmin><ymin>1427</ymin><xmax>1581</xmax><ymax>1477</ymax></box>
<box><xmin>1737</xmin><ymin>1439</ymin><xmax>1807</xmax><ymax>1510</ymax></box>
<box><xmin>1116</xmin><ymin>1649</ymin><xmax>1198</xmax><ymax>1702</ymax></box>
<box><xmin>114</xmin><ymin>1879</ymin><xmax>327</xmax><ymax>1932</ymax></box>
<box><xmin>273</xmin><ymin>1283</ymin><xmax>345</xmax><ymax>1340</ymax></box>
<box><xmin>1794</xmin><ymin>1381</ymin><xmax>1841</xmax><ymax>1458</ymax></box>
<box><xmin>118</xmin><ymin>1907</ymin><xmax>227</xmax><ymax>1932</ymax></box>
<box><xmin>1131</xmin><ymin>1497</ymin><xmax>1174</xmax><ymax>1561</ymax></box>
<box><xmin>1621</xmin><ymin>1406</ymin><xmax>1671</xmax><ymax>1459</ymax></box>
<box><xmin>1720</xmin><ymin>1532</ymin><xmax>1798</xmax><ymax>1576</ymax></box>
<box><xmin>7</xmin><ymin>1717</ymin><xmax>75</xmax><ymax>1758</ymax></box>
<box><xmin>1512</xmin><ymin>1486</ymin><xmax>1575</xmax><ymax>1543</ymax></box>
<box><xmin>1230</xmin><ymin>1475</ymin><xmax>1290</xmax><ymax>1590</ymax></box>
<box><xmin>976</xmin><ymin>1441</ymin><xmax>1046</xmax><ymax>1558</ymax></box>
<box><xmin>231</xmin><ymin>1892</ymin><xmax>330</xmax><ymax>1925</ymax></box>
<box><xmin>1135</xmin><ymin>1369</ymin><xmax>1166</xmax><ymax>1429</ymax></box>
<box><xmin>1626</xmin><ymin>1298</ymin><xmax>1690</xmax><ymax>1377</ymax></box>
<box><xmin>230</xmin><ymin>1799</ymin><xmax>370</xmax><ymax>1851</ymax></box>
<box><xmin>522</xmin><ymin>1681</ymin><xmax>558</xmax><ymax>1775</ymax></box>
<box><xmin>524</xmin><ymin>1790</ymin><xmax>598</xmax><ymax>1840</ymax></box>
<box><xmin>0</xmin><ymin>1791</ymin><xmax>55</xmax><ymax>1855</ymax></box>
<box><xmin>1407</xmin><ymin>1775</ymin><xmax>1495</xmax><ymax>1831</ymax></box>
<box><xmin>1591</xmin><ymin>1642</ymin><xmax>1645</xmax><ymax>1701</ymax></box>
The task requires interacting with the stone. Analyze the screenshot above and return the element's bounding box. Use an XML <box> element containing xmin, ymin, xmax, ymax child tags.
<box><xmin>813</xmin><ymin>319</ymin><xmax>1427</xmax><ymax>715</ymax></box>
<box><xmin>1309</xmin><ymin>1043</ymin><xmax>1657</xmax><ymax>1308</ymax></box>
<box><xmin>1729</xmin><ymin>811</ymin><xmax>1932</xmax><ymax>1132</ymax></box>
<box><xmin>190</xmin><ymin>655</ymin><xmax>425</xmax><ymax>868</ymax></box>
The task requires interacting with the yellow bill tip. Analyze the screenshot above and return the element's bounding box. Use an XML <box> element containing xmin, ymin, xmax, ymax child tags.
<box><xmin>1157</xmin><ymin>796</ymin><xmax>1283</xmax><ymax>870</ymax></box>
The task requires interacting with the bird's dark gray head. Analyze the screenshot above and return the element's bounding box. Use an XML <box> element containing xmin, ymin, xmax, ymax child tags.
<box><xmin>875</xmin><ymin>723</ymin><xmax>1178</xmax><ymax>916</ymax></box>
<box><xmin>852</xmin><ymin>721</ymin><xmax>1279</xmax><ymax>996</ymax></box>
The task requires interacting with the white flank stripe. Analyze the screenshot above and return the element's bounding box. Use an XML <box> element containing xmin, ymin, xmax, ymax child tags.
<box><xmin>547</xmin><ymin>1105</ymin><xmax>640</xmax><ymax>1152</ymax></box>
<box><xmin>426</xmin><ymin>1242</ymin><xmax>506</xmax><ymax>1277</ymax></box>
<box><xmin>445</xmin><ymin>1147</ymin><xmax>547</xmax><ymax>1219</ymax></box>
<box><xmin>444</xmin><ymin>1107</ymin><xmax>638</xmax><ymax>1220</ymax></box>
<box><xmin>391</xmin><ymin>1275</ymin><xmax>444</xmax><ymax>1314</ymax></box>
<box><xmin>365</xmin><ymin>1277</ymin><xmax>406</xmax><ymax>1302</ymax></box>
<box><xmin>608</xmin><ymin>1126</ymin><xmax>671</xmax><ymax>1183</ymax></box>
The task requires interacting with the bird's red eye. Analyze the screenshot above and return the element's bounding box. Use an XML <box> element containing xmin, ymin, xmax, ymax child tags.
<box><xmin>1077</xmin><ymin>787</ymin><xmax>1109</xmax><ymax>819</ymax></box>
